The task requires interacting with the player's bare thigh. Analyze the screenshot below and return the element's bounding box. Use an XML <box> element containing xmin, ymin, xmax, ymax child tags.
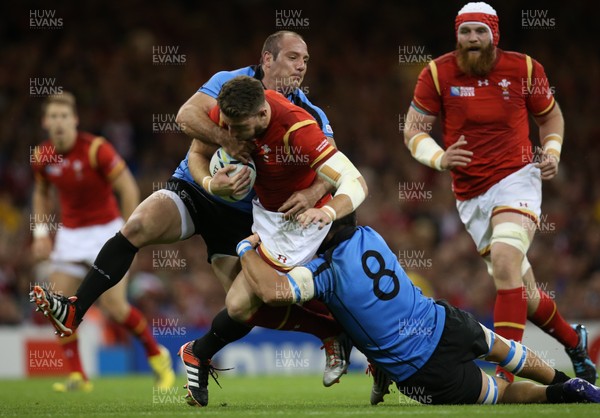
<box><xmin>225</xmin><ymin>269</ymin><xmax>264</xmax><ymax>322</ymax></box>
<box><xmin>121</xmin><ymin>191</ymin><xmax>184</xmax><ymax>247</ymax></box>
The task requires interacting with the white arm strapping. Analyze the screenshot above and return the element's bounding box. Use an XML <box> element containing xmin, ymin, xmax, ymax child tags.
<box><xmin>407</xmin><ymin>133</ymin><xmax>445</xmax><ymax>171</ymax></box>
<box><xmin>316</xmin><ymin>151</ymin><xmax>365</xmax><ymax>210</ymax></box>
<box><xmin>286</xmin><ymin>266</ymin><xmax>315</xmax><ymax>303</ymax></box>
<box><xmin>542</xmin><ymin>133</ymin><xmax>563</xmax><ymax>161</ymax></box>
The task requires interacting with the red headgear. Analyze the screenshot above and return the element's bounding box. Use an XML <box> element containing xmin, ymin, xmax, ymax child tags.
<box><xmin>455</xmin><ymin>2</ymin><xmax>500</xmax><ymax>47</ymax></box>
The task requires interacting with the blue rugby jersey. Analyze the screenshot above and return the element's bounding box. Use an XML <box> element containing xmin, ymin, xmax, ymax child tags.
<box><xmin>305</xmin><ymin>226</ymin><xmax>445</xmax><ymax>382</ymax></box>
<box><xmin>199</xmin><ymin>65</ymin><xmax>333</xmax><ymax>139</ymax></box>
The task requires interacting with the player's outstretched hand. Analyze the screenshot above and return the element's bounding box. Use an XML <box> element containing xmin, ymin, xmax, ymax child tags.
<box><xmin>535</xmin><ymin>151</ymin><xmax>559</xmax><ymax>180</ymax></box>
<box><xmin>222</xmin><ymin>137</ymin><xmax>255</xmax><ymax>164</ymax></box>
<box><xmin>297</xmin><ymin>208</ymin><xmax>333</xmax><ymax>230</ymax></box>
<box><xmin>32</xmin><ymin>236</ymin><xmax>52</xmax><ymax>261</ymax></box>
<box><xmin>210</xmin><ymin>165</ymin><xmax>252</xmax><ymax>196</ymax></box>
<box><xmin>278</xmin><ymin>188</ymin><xmax>320</xmax><ymax>220</ymax></box>
<box><xmin>441</xmin><ymin>135</ymin><xmax>473</xmax><ymax>170</ymax></box>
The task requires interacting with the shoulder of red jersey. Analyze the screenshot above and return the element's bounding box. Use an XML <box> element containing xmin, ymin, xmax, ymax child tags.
<box><xmin>76</xmin><ymin>132</ymin><xmax>107</xmax><ymax>165</ymax></box>
<box><xmin>428</xmin><ymin>51</ymin><xmax>460</xmax><ymax>83</ymax></box>
<box><xmin>500</xmin><ymin>51</ymin><xmax>556</xmax><ymax>116</ymax></box>
<box><xmin>432</xmin><ymin>51</ymin><xmax>457</xmax><ymax>67</ymax></box>
<box><xmin>411</xmin><ymin>52</ymin><xmax>457</xmax><ymax>115</ymax></box>
<box><xmin>265</xmin><ymin>89</ymin><xmax>317</xmax><ymax>126</ymax></box>
<box><xmin>77</xmin><ymin>131</ymin><xmax>127</xmax><ymax>180</ymax></box>
<box><xmin>498</xmin><ymin>49</ymin><xmax>527</xmax><ymax>63</ymax></box>
<box><xmin>77</xmin><ymin>131</ymin><xmax>101</xmax><ymax>143</ymax></box>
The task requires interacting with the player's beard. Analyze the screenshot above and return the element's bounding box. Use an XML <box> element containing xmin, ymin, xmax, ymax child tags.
<box><xmin>456</xmin><ymin>42</ymin><xmax>496</xmax><ymax>77</ymax></box>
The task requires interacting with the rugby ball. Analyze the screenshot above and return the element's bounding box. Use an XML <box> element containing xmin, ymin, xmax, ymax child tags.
<box><xmin>209</xmin><ymin>147</ymin><xmax>257</xmax><ymax>202</ymax></box>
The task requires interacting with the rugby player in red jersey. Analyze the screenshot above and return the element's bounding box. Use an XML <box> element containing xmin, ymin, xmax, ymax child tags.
<box><xmin>403</xmin><ymin>2</ymin><xmax>596</xmax><ymax>384</ymax></box>
<box><xmin>177</xmin><ymin>75</ymin><xmax>368</xmax><ymax>406</ymax></box>
<box><xmin>30</xmin><ymin>93</ymin><xmax>175</xmax><ymax>391</ymax></box>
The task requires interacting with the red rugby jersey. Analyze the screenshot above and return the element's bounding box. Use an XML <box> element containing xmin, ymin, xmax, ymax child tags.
<box><xmin>210</xmin><ymin>90</ymin><xmax>336</xmax><ymax>211</ymax></box>
<box><xmin>32</xmin><ymin>131</ymin><xmax>125</xmax><ymax>228</ymax></box>
<box><xmin>411</xmin><ymin>49</ymin><xmax>555</xmax><ymax>200</ymax></box>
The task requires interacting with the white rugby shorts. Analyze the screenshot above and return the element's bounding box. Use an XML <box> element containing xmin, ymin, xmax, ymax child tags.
<box><xmin>51</xmin><ymin>217</ymin><xmax>124</xmax><ymax>277</ymax></box>
<box><xmin>252</xmin><ymin>198</ymin><xmax>331</xmax><ymax>271</ymax></box>
<box><xmin>456</xmin><ymin>164</ymin><xmax>541</xmax><ymax>255</ymax></box>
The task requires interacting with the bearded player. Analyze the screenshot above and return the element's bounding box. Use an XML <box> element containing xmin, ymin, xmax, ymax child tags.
<box><xmin>402</xmin><ymin>2</ymin><xmax>596</xmax><ymax>383</ymax></box>
<box><xmin>31</xmin><ymin>93</ymin><xmax>175</xmax><ymax>391</ymax></box>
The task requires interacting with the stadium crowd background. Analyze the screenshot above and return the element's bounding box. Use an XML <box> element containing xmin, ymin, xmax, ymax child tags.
<box><xmin>0</xmin><ymin>0</ymin><xmax>598</xmax><ymax>331</ymax></box>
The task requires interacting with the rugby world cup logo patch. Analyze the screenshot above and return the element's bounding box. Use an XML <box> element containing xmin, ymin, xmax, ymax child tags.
<box><xmin>450</xmin><ymin>86</ymin><xmax>475</xmax><ymax>97</ymax></box>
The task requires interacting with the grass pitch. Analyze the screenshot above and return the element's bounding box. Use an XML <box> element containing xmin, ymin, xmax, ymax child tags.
<box><xmin>0</xmin><ymin>373</ymin><xmax>596</xmax><ymax>417</ymax></box>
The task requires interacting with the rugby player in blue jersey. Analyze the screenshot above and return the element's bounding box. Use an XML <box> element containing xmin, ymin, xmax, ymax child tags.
<box><xmin>31</xmin><ymin>31</ymin><xmax>349</xmax><ymax>404</ymax></box>
<box><xmin>238</xmin><ymin>212</ymin><xmax>600</xmax><ymax>405</ymax></box>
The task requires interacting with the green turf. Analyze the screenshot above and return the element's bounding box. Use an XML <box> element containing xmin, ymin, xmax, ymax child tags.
<box><xmin>0</xmin><ymin>373</ymin><xmax>596</xmax><ymax>417</ymax></box>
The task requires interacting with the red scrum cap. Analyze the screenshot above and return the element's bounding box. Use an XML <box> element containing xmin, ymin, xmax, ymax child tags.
<box><xmin>455</xmin><ymin>2</ymin><xmax>499</xmax><ymax>46</ymax></box>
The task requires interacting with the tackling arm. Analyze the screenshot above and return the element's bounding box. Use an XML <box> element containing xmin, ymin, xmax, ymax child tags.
<box><xmin>177</xmin><ymin>92</ymin><xmax>252</xmax><ymax>162</ymax></box>
<box><xmin>238</xmin><ymin>238</ymin><xmax>315</xmax><ymax>306</ymax></box>
<box><xmin>188</xmin><ymin>138</ymin><xmax>216</xmax><ymax>186</ymax></box>
<box><xmin>176</xmin><ymin>92</ymin><xmax>230</xmax><ymax>146</ymax></box>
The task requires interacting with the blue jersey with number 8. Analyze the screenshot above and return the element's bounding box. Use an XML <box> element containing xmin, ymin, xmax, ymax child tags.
<box><xmin>306</xmin><ymin>226</ymin><xmax>446</xmax><ymax>382</ymax></box>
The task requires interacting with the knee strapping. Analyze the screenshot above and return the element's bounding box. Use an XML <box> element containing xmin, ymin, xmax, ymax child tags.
<box><xmin>491</xmin><ymin>222</ymin><xmax>531</xmax><ymax>255</ymax></box>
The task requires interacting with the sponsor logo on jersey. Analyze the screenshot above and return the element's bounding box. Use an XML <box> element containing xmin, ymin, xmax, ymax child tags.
<box><xmin>316</xmin><ymin>139</ymin><xmax>329</xmax><ymax>153</ymax></box>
